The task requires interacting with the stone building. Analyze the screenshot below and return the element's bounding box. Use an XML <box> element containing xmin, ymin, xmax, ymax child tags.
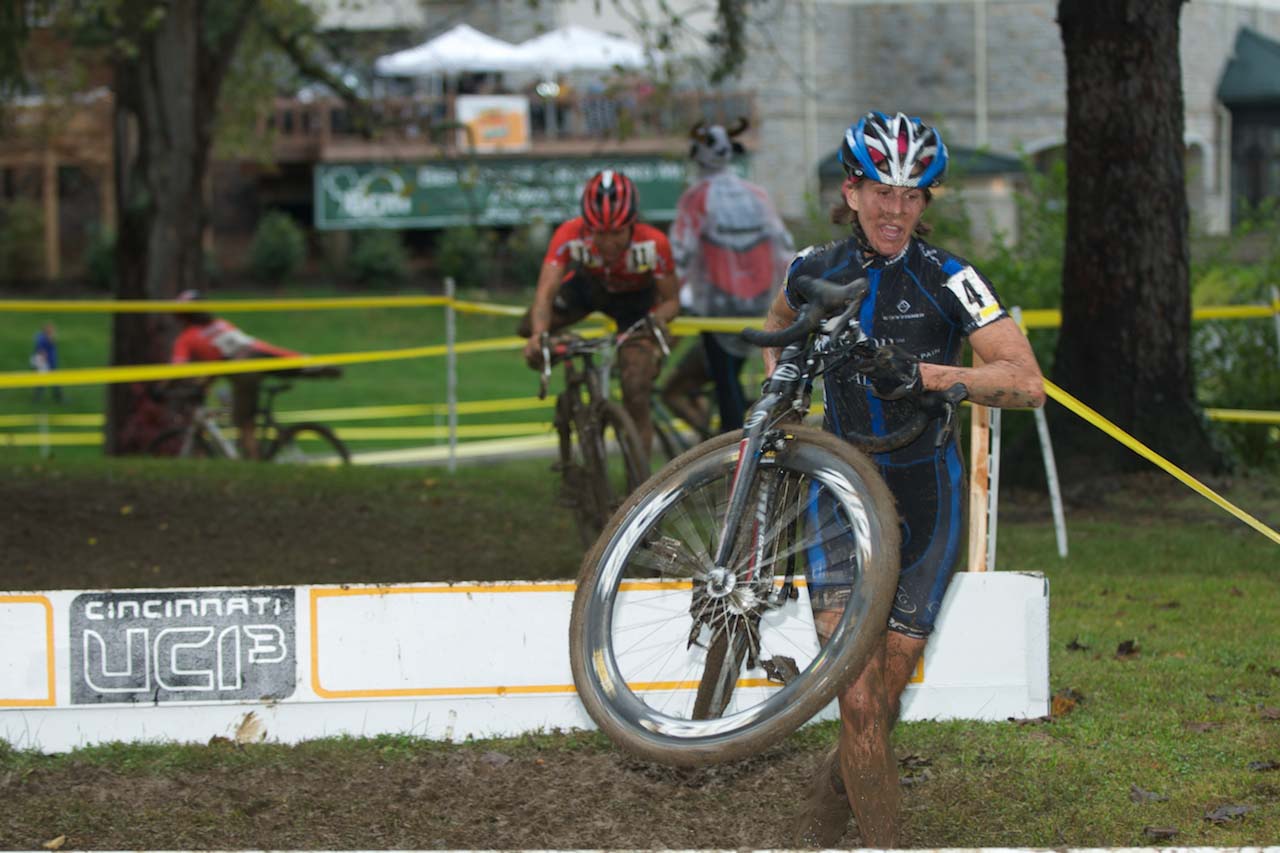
<box><xmin>734</xmin><ymin>0</ymin><xmax>1280</xmax><ymax>235</ymax></box>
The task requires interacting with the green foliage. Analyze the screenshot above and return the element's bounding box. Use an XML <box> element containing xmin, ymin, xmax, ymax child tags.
<box><xmin>499</xmin><ymin>225</ymin><xmax>547</xmax><ymax>291</ymax></box>
<box><xmin>248</xmin><ymin>210</ymin><xmax>307</xmax><ymax>284</ymax></box>
<box><xmin>0</xmin><ymin>197</ymin><xmax>45</xmax><ymax>286</ymax></box>
<box><xmin>84</xmin><ymin>226</ymin><xmax>116</xmax><ymax>291</ymax></box>
<box><xmin>1190</xmin><ymin>201</ymin><xmax>1280</xmax><ymax>470</ymax></box>
<box><xmin>346</xmin><ymin>229</ymin><xmax>408</xmax><ymax>287</ymax></box>
<box><xmin>971</xmin><ymin>158</ymin><xmax>1067</xmax><ymax>312</ymax></box>
<box><xmin>433</xmin><ymin>226</ymin><xmax>497</xmax><ymax>290</ymax></box>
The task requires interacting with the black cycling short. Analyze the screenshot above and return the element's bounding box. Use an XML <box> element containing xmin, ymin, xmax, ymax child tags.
<box><xmin>805</xmin><ymin>440</ymin><xmax>966</xmax><ymax>640</ymax></box>
<box><xmin>549</xmin><ymin>270</ymin><xmax>654</xmax><ymax>334</ymax></box>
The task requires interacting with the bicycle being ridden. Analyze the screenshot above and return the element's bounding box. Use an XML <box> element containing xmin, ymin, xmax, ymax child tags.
<box><xmin>535</xmin><ymin>317</ymin><xmax>660</xmax><ymax>546</ymax></box>
<box><xmin>147</xmin><ymin>367</ymin><xmax>349</xmax><ymax>464</ymax></box>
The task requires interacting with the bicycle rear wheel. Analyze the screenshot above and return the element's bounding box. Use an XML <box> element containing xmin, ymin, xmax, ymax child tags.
<box><xmin>569</xmin><ymin>425</ymin><xmax>899</xmax><ymax>767</ymax></box>
<box><xmin>266</xmin><ymin>423</ymin><xmax>351</xmax><ymax>465</ymax></box>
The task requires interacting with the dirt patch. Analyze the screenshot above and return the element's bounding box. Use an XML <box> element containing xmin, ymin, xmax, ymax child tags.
<box><xmin>2</xmin><ymin>738</ymin><xmax>859</xmax><ymax>850</ymax></box>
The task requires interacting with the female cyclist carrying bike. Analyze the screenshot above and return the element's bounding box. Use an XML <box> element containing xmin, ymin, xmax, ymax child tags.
<box><xmin>778</xmin><ymin>112</ymin><xmax>1045</xmax><ymax>847</ymax></box>
<box><xmin>518</xmin><ymin>170</ymin><xmax>680</xmax><ymax>469</ymax></box>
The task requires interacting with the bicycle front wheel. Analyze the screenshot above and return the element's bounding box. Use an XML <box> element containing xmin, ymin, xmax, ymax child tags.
<box><xmin>266</xmin><ymin>423</ymin><xmax>351</xmax><ymax>465</ymax></box>
<box><xmin>569</xmin><ymin>425</ymin><xmax>899</xmax><ymax>767</ymax></box>
<box><xmin>585</xmin><ymin>400</ymin><xmax>648</xmax><ymax>517</ymax></box>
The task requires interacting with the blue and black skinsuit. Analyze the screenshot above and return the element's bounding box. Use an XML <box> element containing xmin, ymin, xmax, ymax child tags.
<box><xmin>784</xmin><ymin>236</ymin><xmax>1009</xmax><ymax>639</ymax></box>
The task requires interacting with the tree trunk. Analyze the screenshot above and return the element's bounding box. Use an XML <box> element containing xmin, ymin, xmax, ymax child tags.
<box><xmin>1049</xmin><ymin>0</ymin><xmax>1222</xmax><ymax>483</ymax></box>
<box><xmin>104</xmin><ymin>0</ymin><xmax>254</xmax><ymax>454</ymax></box>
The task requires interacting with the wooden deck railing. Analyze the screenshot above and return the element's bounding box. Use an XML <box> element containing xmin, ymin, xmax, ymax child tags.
<box><xmin>267</xmin><ymin>90</ymin><xmax>758</xmax><ymax>161</ymax></box>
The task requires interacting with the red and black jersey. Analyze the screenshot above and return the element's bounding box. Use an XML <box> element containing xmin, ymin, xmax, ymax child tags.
<box><xmin>542</xmin><ymin>218</ymin><xmax>675</xmax><ymax>293</ymax></box>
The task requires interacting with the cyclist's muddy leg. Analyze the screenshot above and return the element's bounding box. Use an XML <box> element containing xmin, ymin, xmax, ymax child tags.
<box><xmin>618</xmin><ymin>338</ymin><xmax>659</xmax><ymax>468</ymax></box>
<box><xmin>828</xmin><ymin>628</ymin><xmax>924</xmax><ymax>849</ymax></box>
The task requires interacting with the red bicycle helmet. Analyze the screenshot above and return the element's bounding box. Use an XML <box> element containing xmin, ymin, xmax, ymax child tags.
<box><xmin>581</xmin><ymin>169</ymin><xmax>638</xmax><ymax>231</ymax></box>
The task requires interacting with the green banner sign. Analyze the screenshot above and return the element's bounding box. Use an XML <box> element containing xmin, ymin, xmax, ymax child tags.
<box><xmin>314</xmin><ymin>156</ymin><xmax>747</xmax><ymax>230</ymax></box>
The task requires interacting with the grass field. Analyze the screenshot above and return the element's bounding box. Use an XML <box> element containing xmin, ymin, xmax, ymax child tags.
<box><xmin>0</xmin><ymin>287</ymin><xmax>759</xmax><ymax>460</ymax></box>
<box><xmin>0</xmin><ymin>455</ymin><xmax>1278</xmax><ymax>848</ymax></box>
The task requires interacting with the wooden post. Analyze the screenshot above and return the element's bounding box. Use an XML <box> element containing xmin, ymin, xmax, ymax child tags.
<box><xmin>966</xmin><ymin>352</ymin><xmax>991</xmax><ymax>572</ymax></box>
<box><xmin>42</xmin><ymin>150</ymin><xmax>60</xmax><ymax>280</ymax></box>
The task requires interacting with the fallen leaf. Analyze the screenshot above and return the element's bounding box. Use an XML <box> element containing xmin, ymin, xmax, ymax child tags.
<box><xmin>1130</xmin><ymin>784</ymin><xmax>1169</xmax><ymax>803</ymax></box>
<box><xmin>1259</xmin><ymin>706</ymin><xmax>1280</xmax><ymax>721</ymax></box>
<box><xmin>1229</xmin><ymin>587</ymin><xmax>1244</xmax><ymax>597</ymax></box>
<box><xmin>41</xmin><ymin>836</ymin><xmax>65</xmax><ymax>851</ymax></box>
<box><xmin>1182</xmin><ymin>721</ymin><xmax>1222</xmax><ymax>733</ymax></box>
<box><xmin>234</xmin><ymin>710</ymin><xmax>265</xmax><ymax>744</ymax></box>
<box><xmin>898</xmin><ymin>754</ymin><xmax>932</xmax><ymax>770</ymax></box>
<box><xmin>86</xmin><ymin>537</ymin><xmax>97</xmax><ymax>546</ymax></box>
<box><xmin>119</xmin><ymin>504</ymin><xmax>134</xmax><ymax>516</ymax></box>
<box><xmin>1115</xmin><ymin>639</ymin><xmax>1140</xmax><ymax>659</ymax></box>
<box><xmin>1247</xmin><ymin>760</ymin><xmax>1279</xmax><ymax>772</ymax></box>
<box><xmin>1065</xmin><ymin>636</ymin><xmax>1090</xmax><ymax>652</ymax></box>
<box><xmin>1204</xmin><ymin>803</ymin><xmax>1253</xmax><ymax>823</ymax></box>
<box><xmin>1052</xmin><ymin>687</ymin><xmax>1085</xmax><ymax>717</ymax></box>
<box><xmin>1143</xmin><ymin>826</ymin><xmax>1178</xmax><ymax>841</ymax></box>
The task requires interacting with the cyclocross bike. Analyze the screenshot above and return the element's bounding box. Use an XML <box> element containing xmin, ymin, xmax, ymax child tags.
<box><xmin>567</xmin><ymin>275</ymin><xmax>968</xmax><ymax>767</ymax></box>
<box><xmin>538</xmin><ymin>317</ymin><xmax>661</xmax><ymax>547</ymax></box>
<box><xmin>147</xmin><ymin>367</ymin><xmax>351</xmax><ymax>464</ymax></box>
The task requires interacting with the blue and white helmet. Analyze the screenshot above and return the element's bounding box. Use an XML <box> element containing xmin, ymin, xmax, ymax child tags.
<box><xmin>838</xmin><ymin>111</ymin><xmax>948</xmax><ymax>188</ymax></box>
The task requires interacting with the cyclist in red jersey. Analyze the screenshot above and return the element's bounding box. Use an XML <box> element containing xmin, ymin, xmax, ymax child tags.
<box><xmin>169</xmin><ymin>289</ymin><xmax>299</xmax><ymax>459</ymax></box>
<box><xmin>519</xmin><ymin>169</ymin><xmax>679</xmax><ymax>465</ymax></box>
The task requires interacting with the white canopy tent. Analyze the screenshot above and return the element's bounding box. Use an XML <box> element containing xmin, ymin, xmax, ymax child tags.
<box><xmin>373</xmin><ymin>23</ymin><xmax>530</xmax><ymax>76</ymax></box>
<box><xmin>513</xmin><ymin>25</ymin><xmax>650</xmax><ymax>74</ymax></box>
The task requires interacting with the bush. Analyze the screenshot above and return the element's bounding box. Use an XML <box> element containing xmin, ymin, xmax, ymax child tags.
<box><xmin>84</xmin><ymin>226</ymin><xmax>116</xmax><ymax>291</ymax></box>
<box><xmin>499</xmin><ymin>225</ymin><xmax>547</xmax><ymax>291</ymax></box>
<box><xmin>1191</xmin><ymin>202</ymin><xmax>1280</xmax><ymax>470</ymax></box>
<box><xmin>0</xmin><ymin>198</ymin><xmax>45</xmax><ymax>286</ymax></box>
<box><xmin>347</xmin><ymin>229</ymin><xmax>408</xmax><ymax>287</ymax></box>
<box><xmin>433</xmin><ymin>226</ymin><xmax>497</xmax><ymax>290</ymax></box>
<box><xmin>248</xmin><ymin>210</ymin><xmax>307</xmax><ymax>284</ymax></box>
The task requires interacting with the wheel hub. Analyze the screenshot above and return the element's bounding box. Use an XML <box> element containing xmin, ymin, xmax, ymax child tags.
<box><xmin>705</xmin><ymin>567</ymin><xmax>736</xmax><ymax>598</ymax></box>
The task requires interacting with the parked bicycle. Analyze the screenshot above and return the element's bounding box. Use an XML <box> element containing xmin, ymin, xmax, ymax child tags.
<box><xmin>537</xmin><ymin>317</ymin><xmax>659</xmax><ymax>547</ymax></box>
<box><xmin>568</xmin><ymin>275</ymin><xmax>967</xmax><ymax>767</ymax></box>
<box><xmin>147</xmin><ymin>367</ymin><xmax>350</xmax><ymax>464</ymax></box>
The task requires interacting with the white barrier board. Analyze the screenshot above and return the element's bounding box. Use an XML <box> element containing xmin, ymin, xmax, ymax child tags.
<box><xmin>0</xmin><ymin>572</ymin><xmax>1048</xmax><ymax>753</ymax></box>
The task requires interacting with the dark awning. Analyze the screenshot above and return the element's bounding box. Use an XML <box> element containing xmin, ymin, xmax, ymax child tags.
<box><xmin>1218</xmin><ymin>27</ymin><xmax>1280</xmax><ymax>108</ymax></box>
<box><xmin>817</xmin><ymin>145</ymin><xmax>1023</xmax><ymax>181</ymax></box>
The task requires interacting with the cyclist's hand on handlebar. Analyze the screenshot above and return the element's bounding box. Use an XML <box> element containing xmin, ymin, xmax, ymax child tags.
<box><xmin>523</xmin><ymin>335</ymin><xmax>545</xmax><ymax>369</ymax></box>
<box><xmin>855</xmin><ymin>343</ymin><xmax>923</xmax><ymax>400</ymax></box>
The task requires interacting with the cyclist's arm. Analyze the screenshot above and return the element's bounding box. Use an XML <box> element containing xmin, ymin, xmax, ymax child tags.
<box><xmin>760</xmin><ymin>288</ymin><xmax>799</xmax><ymax>376</ymax></box>
<box><xmin>649</xmin><ymin>271</ymin><xmax>680</xmax><ymax>326</ymax></box>
<box><xmin>523</xmin><ymin>257</ymin><xmax>566</xmax><ymax>362</ymax></box>
<box><xmin>919</xmin><ymin>317</ymin><xmax>1045</xmax><ymax>409</ymax></box>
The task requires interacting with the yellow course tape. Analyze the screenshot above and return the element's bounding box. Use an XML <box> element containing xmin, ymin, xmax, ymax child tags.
<box><xmin>0</xmin><ymin>336</ymin><xmax>528</xmax><ymax>389</ymax></box>
<box><xmin>1203</xmin><ymin>408</ymin><xmax>1280</xmax><ymax>425</ymax></box>
<box><xmin>1044</xmin><ymin>379</ymin><xmax>1280</xmax><ymax>546</ymax></box>
<box><xmin>0</xmin><ymin>296</ymin><xmax>454</xmax><ymax>313</ymax></box>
